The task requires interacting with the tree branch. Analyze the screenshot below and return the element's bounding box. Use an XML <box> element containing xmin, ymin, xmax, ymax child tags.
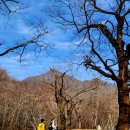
<box><xmin>86</xmin><ymin>29</ymin><xmax>118</xmax><ymax>81</ymax></box>
<box><xmin>123</xmin><ymin>9</ymin><xmax>130</xmax><ymax>17</ymax></box>
<box><xmin>115</xmin><ymin>0</ymin><xmax>125</xmax><ymax>14</ymax></box>
<box><xmin>0</xmin><ymin>32</ymin><xmax>48</xmax><ymax>56</ymax></box>
<box><xmin>79</xmin><ymin>23</ymin><xmax>117</xmax><ymax>48</ymax></box>
<box><xmin>92</xmin><ymin>0</ymin><xmax>116</xmax><ymax>16</ymax></box>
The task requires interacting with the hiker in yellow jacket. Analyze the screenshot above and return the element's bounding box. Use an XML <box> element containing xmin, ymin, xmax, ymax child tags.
<box><xmin>37</xmin><ymin>119</ymin><xmax>46</xmax><ymax>130</ymax></box>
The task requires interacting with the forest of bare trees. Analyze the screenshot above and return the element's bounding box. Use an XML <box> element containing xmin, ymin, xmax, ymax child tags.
<box><xmin>0</xmin><ymin>68</ymin><xmax>118</xmax><ymax>130</ymax></box>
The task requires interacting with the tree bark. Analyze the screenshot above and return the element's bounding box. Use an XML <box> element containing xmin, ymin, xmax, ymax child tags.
<box><xmin>66</xmin><ymin>110</ymin><xmax>72</xmax><ymax>130</ymax></box>
<box><xmin>59</xmin><ymin>113</ymin><xmax>66</xmax><ymax>130</ymax></box>
<box><xmin>116</xmin><ymin>58</ymin><xmax>130</xmax><ymax>130</ymax></box>
<box><xmin>116</xmin><ymin>86</ymin><xmax>130</xmax><ymax>130</ymax></box>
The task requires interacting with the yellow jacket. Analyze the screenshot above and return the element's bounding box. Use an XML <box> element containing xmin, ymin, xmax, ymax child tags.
<box><xmin>37</xmin><ymin>123</ymin><xmax>45</xmax><ymax>130</ymax></box>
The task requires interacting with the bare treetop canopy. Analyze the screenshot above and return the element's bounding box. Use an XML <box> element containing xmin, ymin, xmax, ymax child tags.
<box><xmin>49</xmin><ymin>0</ymin><xmax>130</xmax><ymax>79</ymax></box>
<box><xmin>0</xmin><ymin>0</ymin><xmax>49</xmax><ymax>61</ymax></box>
<box><xmin>0</xmin><ymin>0</ymin><xmax>24</xmax><ymax>15</ymax></box>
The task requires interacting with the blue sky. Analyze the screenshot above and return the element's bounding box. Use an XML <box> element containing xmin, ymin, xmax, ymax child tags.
<box><xmin>0</xmin><ymin>0</ymin><xmax>99</xmax><ymax>81</ymax></box>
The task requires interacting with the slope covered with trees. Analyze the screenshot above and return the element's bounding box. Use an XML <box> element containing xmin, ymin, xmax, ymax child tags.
<box><xmin>0</xmin><ymin>68</ymin><xmax>118</xmax><ymax>130</ymax></box>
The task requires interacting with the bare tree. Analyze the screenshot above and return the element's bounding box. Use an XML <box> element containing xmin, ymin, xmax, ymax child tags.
<box><xmin>42</xmin><ymin>68</ymin><xmax>98</xmax><ymax>130</ymax></box>
<box><xmin>49</xmin><ymin>0</ymin><xmax>130</xmax><ymax>129</ymax></box>
<box><xmin>0</xmin><ymin>0</ymin><xmax>48</xmax><ymax>61</ymax></box>
<box><xmin>44</xmin><ymin>68</ymin><xmax>69</xmax><ymax>130</ymax></box>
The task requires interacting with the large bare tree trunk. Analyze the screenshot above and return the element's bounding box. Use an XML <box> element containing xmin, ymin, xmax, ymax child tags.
<box><xmin>66</xmin><ymin>110</ymin><xmax>72</xmax><ymax>130</ymax></box>
<box><xmin>117</xmin><ymin>89</ymin><xmax>130</xmax><ymax>129</ymax></box>
<box><xmin>59</xmin><ymin>112</ymin><xmax>66</xmax><ymax>130</ymax></box>
<box><xmin>116</xmin><ymin>58</ymin><xmax>130</xmax><ymax>130</ymax></box>
<box><xmin>116</xmin><ymin>86</ymin><xmax>130</xmax><ymax>130</ymax></box>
